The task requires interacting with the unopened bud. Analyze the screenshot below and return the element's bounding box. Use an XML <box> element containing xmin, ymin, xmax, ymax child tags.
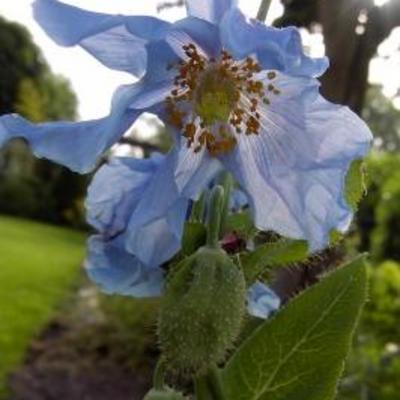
<box><xmin>158</xmin><ymin>246</ymin><xmax>246</xmax><ymax>375</ymax></box>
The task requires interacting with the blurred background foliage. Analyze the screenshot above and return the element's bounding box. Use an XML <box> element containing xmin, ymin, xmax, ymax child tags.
<box><xmin>0</xmin><ymin>16</ymin><xmax>87</xmax><ymax>229</ymax></box>
<box><xmin>0</xmin><ymin>0</ymin><xmax>400</xmax><ymax>398</ymax></box>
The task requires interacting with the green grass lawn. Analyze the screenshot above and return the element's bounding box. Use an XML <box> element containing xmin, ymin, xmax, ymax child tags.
<box><xmin>0</xmin><ymin>216</ymin><xmax>85</xmax><ymax>394</ymax></box>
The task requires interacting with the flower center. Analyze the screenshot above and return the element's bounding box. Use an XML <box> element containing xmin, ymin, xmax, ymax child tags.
<box><xmin>194</xmin><ymin>65</ymin><xmax>238</xmax><ymax>126</ymax></box>
<box><xmin>165</xmin><ymin>44</ymin><xmax>280</xmax><ymax>156</ymax></box>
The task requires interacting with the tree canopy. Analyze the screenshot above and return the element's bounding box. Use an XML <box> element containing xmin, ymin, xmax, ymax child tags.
<box><xmin>0</xmin><ymin>16</ymin><xmax>86</xmax><ymax>227</ymax></box>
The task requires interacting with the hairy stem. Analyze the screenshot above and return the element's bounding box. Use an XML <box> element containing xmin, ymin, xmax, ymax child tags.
<box><xmin>208</xmin><ymin>366</ymin><xmax>227</xmax><ymax>400</ymax></box>
<box><xmin>191</xmin><ymin>191</ymin><xmax>207</xmax><ymax>223</ymax></box>
<box><xmin>195</xmin><ymin>367</ymin><xmax>226</xmax><ymax>400</ymax></box>
<box><xmin>218</xmin><ymin>172</ymin><xmax>233</xmax><ymax>235</ymax></box>
<box><xmin>206</xmin><ymin>186</ymin><xmax>224</xmax><ymax>248</ymax></box>
<box><xmin>195</xmin><ymin>375</ymin><xmax>213</xmax><ymax>400</ymax></box>
<box><xmin>153</xmin><ymin>359</ymin><xmax>165</xmax><ymax>390</ymax></box>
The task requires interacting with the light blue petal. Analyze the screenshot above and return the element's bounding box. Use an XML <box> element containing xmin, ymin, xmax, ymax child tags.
<box><xmin>247</xmin><ymin>282</ymin><xmax>281</xmax><ymax>319</ymax></box>
<box><xmin>86</xmin><ymin>147</ymin><xmax>201</xmax><ymax>268</ymax></box>
<box><xmin>145</xmin><ymin>17</ymin><xmax>221</xmax><ymax>85</ymax></box>
<box><xmin>220</xmin><ymin>8</ymin><xmax>329</xmax><ymax>78</ymax></box>
<box><xmin>86</xmin><ymin>155</ymin><xmax>163</xmax><ymax>237</ymax></box>
<box><xmin>220</xmin><ymin>73</ymin><xmax>372</xmax><ymax>251</ymax></box>
<box><xmin>126</xmin><ymin>139</ymin><xmax>222</xmax><ymax>264</ymax></box>
<box><xmin>0</xmin><ymin>80</ymin><xmax>170</xmax><ymax>173</ymax></box>
<box><xmin>130</xmin><ymin>138</ymin><xmax>221</xmax><ymax>223</ymax></box>
<box><xmin>175</xmin><ymin>137</ymin><xmax>223</xmax><ymax>200</ymax></box>
<box><xmin>33</xmin><ymin>0</ymin><xmax>170</xmax><ymax>76</ymax></box>
<box><xmin>86</xmin><ymin>152</ymin><xmax>189</xmax><ymax>268</ymax></box>
<box><xmin>144</xmin><ymin>40</ymin><xmax>180</xmax><ymax>83</ymax></box>
<box><xmin>166</xmin><ymin>17</ymin><xmax>221</xmax><ymax>59</ymax></box>
<box><xmin>230</xmin><ymin>188</ymin><xmax>248</xmax><ymax>211</ymax></box>
<box><xmin>186</xmin><ymin>0</ymin><xmax>237</xmax><ymax>24</ymax></box>
<box><xmin>126</xmin><ymin>197</ymin><xmax>188</xmax><ymax>268</ymax></box>
<box><xmin>85</xmin><ymin>235</ymin><xmax>163</xmax><ymax>297</ymax></box>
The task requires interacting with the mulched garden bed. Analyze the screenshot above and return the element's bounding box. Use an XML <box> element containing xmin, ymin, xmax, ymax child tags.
<box><xmin>7</xmin><ymin>285</ymin><xmax>157</xmax><ymax>400</ymax></box>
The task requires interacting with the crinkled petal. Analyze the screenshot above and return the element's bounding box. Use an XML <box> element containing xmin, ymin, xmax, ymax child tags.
<box><xmin>86</xmin><ymin>152</ymin><xmax>189</xmax><ymax>268</ymax></box>
<box><xmin>0</xmin><ymin>80</ymin><xmax>169</xmax><ymax>173</ymax></box>
<box><xmin>220</xmin><ymin>8</ymin><xmax>328</xmax><ymax>78</ymax></box>
<box><xmin>86</xmin><ymin>155</ymin><xmax>163</xmax><ymax>237</ymax></box>
<box><xmin>85</xmin><ymin>235</ymin><xmax>163</xmax><ymax>297</ymax></box>
<box><xmin>33</xmin><ymin>0</ymin><xmax>171</xmax><ymax>76</ymax></box>
<box><xmin>186</xmin><ymin>0</ymin><xmax>237</xmax><ymax>24</ymax></box>
<box><xmin>220</xmin><ymin>74</ymin><xmax>372</xmax><ymax>250</ymax></box>
<box><xmin>247</xmin><ymin>282</ymin><xmax>281</xmax><ymax>319</ymax></box>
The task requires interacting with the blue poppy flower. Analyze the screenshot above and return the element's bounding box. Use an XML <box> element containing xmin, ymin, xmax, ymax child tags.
<box><xmin>0</xmin><ymin>0</ymin><xmax>372</xmax><ymax>252</ymax></box>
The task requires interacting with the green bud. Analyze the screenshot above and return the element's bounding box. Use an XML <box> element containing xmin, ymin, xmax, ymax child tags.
<box><xmin>144</xmin><ymin>388</ymin><xmax>185</xmax><ymax>400</ymax></box>
<box><xmin>158</xmin><ymin>247</ymin><xmax>246</xmax><ymax>375</ymax></box>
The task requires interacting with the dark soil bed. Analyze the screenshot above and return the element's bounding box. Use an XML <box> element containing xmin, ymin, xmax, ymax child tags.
<box><xmin>7</xmin><ymin>285</ymin><xmax>158</xmax><ymax>400</ymax></box>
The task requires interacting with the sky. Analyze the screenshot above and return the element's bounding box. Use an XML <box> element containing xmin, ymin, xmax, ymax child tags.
<box><xmin>0</xmin><ymin>0</ymin><xmax>399</xmax><ymax>121</ymax></box>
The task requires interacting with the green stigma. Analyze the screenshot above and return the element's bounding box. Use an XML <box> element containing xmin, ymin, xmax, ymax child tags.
<box><xmin>194</xmin><ymin>68</ymin><xmax>237</xmax><ymax>126</ymax></box>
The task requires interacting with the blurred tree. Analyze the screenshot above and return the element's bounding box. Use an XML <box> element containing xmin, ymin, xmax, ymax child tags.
<box><xmin>0</xmin><ymin>16</ymin><xmax>45</xmax><ymax>114</ymax></box>
<box><xmin>276</xmin><ymin>0</ymin><xmax>400</xmax><ymax>114</ymax></box>
<box><xmin>0</xmin><ymin>16</ymin><xmax>87</xmax><ymax>227</ymax></box>
<box><xmin>15</xmin><ymin>78</ymin><xmax>45</xmax><ymax>122</ymax></box>
<box><xmin>363</xmin><ymin>85</ymin><xmax>400</xmax><ymax>152</ymax></box>
<box><xmin>356</xmin><ymin>153</ymin><xmax>400</xmax><ymax>261</ymax></box>
<box><xmin>41</xmin><ymin>73</ymin><xmax>77</xmax><ymax>121</ymax></box>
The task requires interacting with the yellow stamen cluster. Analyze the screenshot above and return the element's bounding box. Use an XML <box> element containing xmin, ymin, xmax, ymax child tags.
<box><xmin>165</xmin><ymin>44</ymin><xmax>280</xmax><ymax>156</ymax></box>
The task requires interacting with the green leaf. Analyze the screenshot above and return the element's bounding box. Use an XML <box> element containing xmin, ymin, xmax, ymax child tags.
<box><xmin>241</xmin><ymin>239</ymin><xmax>308</xmax><ymax>282</ymax></box>
<box><xmin>329</xmin><ymin>230</ymin><xmax>343</xmax><ymax>246</ymax></box>
<box><xmin>345</xmin><ymin>159</ymin><xmax>366</xmax><ymax>211</ymax></box>
<box><xmin>182</xmin><ymin>222</ymin><xmax>206</xmax><ymax>256</ymax></box>
<box><xmin>226</xmin><ymin>211</ymin><xmax>257</xmax><ymax>238</ymax></box>
<box><xmin>221</xmin><ymin>256</ymin><xmax>368</xmax><ymax>400</ymax></box>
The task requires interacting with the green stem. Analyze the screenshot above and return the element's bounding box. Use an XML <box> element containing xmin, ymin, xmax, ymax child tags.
<box><xmin>257</xmin><ymin>0</ymin><xmax>272</xmax><ymax>22</ymax></box>
<box><xmin>195</xmin><ymin>375</ymin><xmax>213</xmax><ymax>400</ymax></box>
<box><xmin>206</xmin><ymin>186</ymin><xmax>224</xmax><ymax>248</ymax></box>
<box><xmin>208</xmin><ymin>366</ymin><xmax>226</xmax><ymax>400</ymax></box>
<box><xmin>191</xmin><ymin>192</ymin><xmax>207</xmax><ymax>223</ymax></box>
<box><xmin>153</xmin><ymin>359</ymin><xmax>165</xmax><ymax>391</ymax></box>
<box><xmin>218</xmin><ymin>172</ymin><xmax>233</xmax><ymax>236</ymax></box>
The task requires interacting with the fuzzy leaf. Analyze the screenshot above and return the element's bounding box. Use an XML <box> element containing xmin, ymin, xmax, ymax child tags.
<box><xmin>242</xmin><ymin>239</ymin><xmax>308</xmax><ymax>282</ymax></box>
<box><xmin>226</xmin><ymin>211</ymin><xmax>257</xmax><ymax>238</ymax></box>
<box><xmin>221</xmin><ymin>256</ymin><xmax>368</xmax><ymax>400</ymax></box>
<box><xmin>345</xmin><ymin>159</ymin><xmax>366</xmax><ymax>211</ymax></box>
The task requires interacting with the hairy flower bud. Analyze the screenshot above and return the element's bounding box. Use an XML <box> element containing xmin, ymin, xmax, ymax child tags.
<box><xmin>158</xmin><ymin>246</ymin><xmax>246</xmax><ymax>375</ymax></box>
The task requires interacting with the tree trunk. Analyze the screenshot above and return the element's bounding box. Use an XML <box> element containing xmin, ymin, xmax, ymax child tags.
<box><xmin>319</xmin><ymin>0</ymin><xmax>400</xmax><ymax>114</ymax></box>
